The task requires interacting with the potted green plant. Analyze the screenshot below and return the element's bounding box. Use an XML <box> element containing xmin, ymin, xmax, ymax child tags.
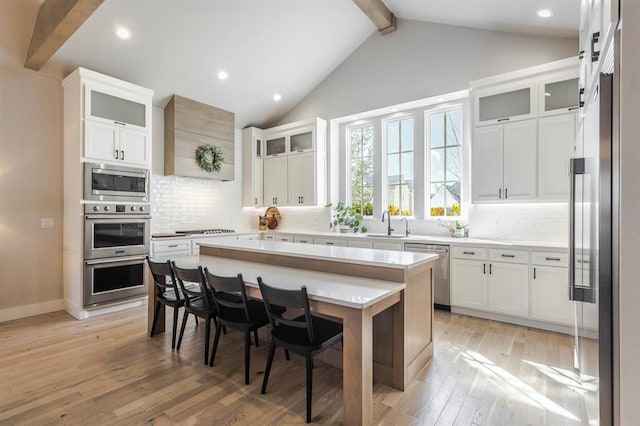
<box><xmin>326</xmin><ymin>202</ymin><xmax>368</xmax><ymax>233</ymax></box>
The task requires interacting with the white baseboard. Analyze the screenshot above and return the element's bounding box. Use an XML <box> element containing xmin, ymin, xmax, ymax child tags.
<box><xmin>451</xmin><ymin>306</ymin><xmax>599</xmax><ymax>339</ymax></box>
<box><xmin>0</xmin><ymin>299</ymin><xmax>64</xmax><ymax>323</ymax></box>
<box><xmin>65</xmin><ymin>297</ymin><xmax>147</xmax><ymax>320</ymax></box>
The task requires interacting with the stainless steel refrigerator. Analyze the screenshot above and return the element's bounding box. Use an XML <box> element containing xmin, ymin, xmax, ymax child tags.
<box><xmin>569</xmin><ymin>33</ymin><xmax>617</xmax><ymax>426</ymax></box>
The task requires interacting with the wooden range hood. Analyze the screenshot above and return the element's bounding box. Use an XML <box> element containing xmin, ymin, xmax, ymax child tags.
<box><xmin>164</xmin><ymin>94</ymin><xmax>235</xmax><ymax>181</ymax></box>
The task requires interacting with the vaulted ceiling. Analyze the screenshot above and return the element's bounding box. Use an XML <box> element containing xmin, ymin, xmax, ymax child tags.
<box><xmin>2</xmin><ymin>0</ymin><xmax>579</xmax><ymax>128</ymax></box>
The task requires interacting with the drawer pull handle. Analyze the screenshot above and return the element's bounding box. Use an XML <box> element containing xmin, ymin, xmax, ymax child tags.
<box><xmin>545</xmin><ymin>257</ymin><xmax>561</xmax><ymax>261</ymax></box>
<box><xmin>168</xmin><ymin>244</ymin><xmax>178</xmax><ymax>248</ymax></box>
<box><xmin>501</xmin><ymin>254</ymin><xmax>515</xmax><ymax>258</ymax></box>
<box><xmin>463</xmin><ymin>251</ymin><xmax>475</xmax><ymax>255</ymax></box>
<box><xmin>326</xmin><ymin>242</ymin><xmax>334</xmax><ymax>245</ymax></box>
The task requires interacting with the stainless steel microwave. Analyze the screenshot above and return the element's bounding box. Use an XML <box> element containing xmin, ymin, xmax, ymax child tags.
<box><xmin>84</xmin><ymin>163</ymin><xmax>149</xmax><ymax>202</ymax></box>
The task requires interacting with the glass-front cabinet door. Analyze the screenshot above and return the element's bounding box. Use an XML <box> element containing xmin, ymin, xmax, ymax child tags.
<box><xmin>539</xmin><ymin>70</ymin><xmax>580</xmax><ymax>116</ymax></box>
<box><xmin>289</xmin><ymin>130</ymin><xmax>314</xmax><ymax>153</ymax></box>
<box><xmin>265</xmin><ymin>135</ymin><xmax>286</xmax><ymax>157</ymax></box>
<box><xmin>474</xmin><ymin>82</ymin><xmax>537</xmax><ymax>126</ymax></box>
<box><xmin>84</xmin><ymin>83</ymin><xmax>150</xmax><ymax>130</ymax></box>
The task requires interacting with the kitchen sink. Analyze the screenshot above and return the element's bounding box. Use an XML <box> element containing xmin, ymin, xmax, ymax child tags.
<box><xmin>365</xmin><ymin>233</ymin><xmax>406</xmax><ymax>238</ymax></box>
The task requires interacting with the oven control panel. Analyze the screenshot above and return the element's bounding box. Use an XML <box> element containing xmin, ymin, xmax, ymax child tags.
<box><xmin>85</xmin><ymin>203</ymin><xmax>150</xmax><ymax>215</ymax></box>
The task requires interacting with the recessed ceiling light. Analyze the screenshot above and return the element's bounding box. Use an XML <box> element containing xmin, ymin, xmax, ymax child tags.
<box><xmin>217</xmin><ymin>70</ymin><xmax>229</xmax><ymax>80</ymax></box>
<box><xmin>273</xmin><ymin>93</ymin><xmax>282</xmax><ymax>101</ymax></box>
<box><xmin>537</xmin><ymin>9</ymin><xmax>553</xmax><ymax>18</ymax></box>
<box><xmin>115</xmin><ymin>26</ymin><xmax>131</xmax><ymax>39</ymax></box>
<box><xmin>437</xmin><ymin>97</ymin><xmax>445</xmax><ymax>102</ymax></box>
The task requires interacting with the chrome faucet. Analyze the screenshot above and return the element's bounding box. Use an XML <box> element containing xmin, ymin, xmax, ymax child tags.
<box><xmin>401</xmin><ymin>217</ymin><xmax>410</xmax><ymax>237</ymax></box>
<box><xmin>381</xmin><ymin>211</ymin><xmax>394</xmax><ymax>236</ymax></box>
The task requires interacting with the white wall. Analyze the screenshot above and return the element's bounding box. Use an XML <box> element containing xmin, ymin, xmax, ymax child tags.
<box><xmin>617</xmin><ymin>0</ymin><xmax>640</xmax><ymax>422</ymax></box>
<box><xmin>280</xmin><ymin>18</ymin><xmax>578</xmax><ymax>123</ymax></box>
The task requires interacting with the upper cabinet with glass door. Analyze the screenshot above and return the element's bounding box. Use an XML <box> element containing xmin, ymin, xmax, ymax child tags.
<box><xmin>83</xmin><ymin>78</ymin><xmax>152</xmax><ymax>132</ymax></box>
<box><xmin>473</xmin><ymin>81</ymin><xmax>537</xmax><ymax>126</ymax></box>
<box><xmin>265</xmin><ymin>134</ymin><xmax>287</xmax><ymax>157</ymax></box>
<box><xmin>538</xmin><ymin>70</ymin><xmax>580</xmax><ymax>117</ymax></box>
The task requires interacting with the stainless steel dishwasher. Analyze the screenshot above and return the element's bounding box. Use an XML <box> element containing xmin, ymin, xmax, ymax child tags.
<box><xmin>404</xmin><ymin>243</ymin><xmax>450</xmax><ymax>310</ymax></box>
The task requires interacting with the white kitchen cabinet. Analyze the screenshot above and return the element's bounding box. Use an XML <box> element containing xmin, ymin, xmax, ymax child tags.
<box><xmin>313</xmin><ymin>237</ymin><xmax>348</xmax><ymax>247</ymax></box>
<box><xmin>472</xmin><ymin>119</ymin><xmax>536</xmax><ymax>202</ymax></box>
<box><xmin>538</xmin><ymin>72</ymin><xmax>580</xmax><ymax>117</ymax></box>
<box><xmin>275</xmin><ymin>234</ymin><xmax>294</xmax><ymax>242</ymax></box>
<box><xmin>244</xmin><ymin>118</ymin><xmax>326</xmax><ymax>207</ymax></box>
<box><xmin>263</xmin><ymin>156</ymin><xmax>288</xmax><ymax>206</ymax></box>
<box><xmin>531</xmin><ymin>265</ymin><xmax>574</xmax><ymax>325</ymax></box>
<box><xmin>287</xmin><ymin>152</ymin><xmax>316</xmax><ymax>205</ymax></box>
<box><xmin>84</xmin><ymin>118</ymin><xmax>150</xmax><ymax>167</ymax></box>
<box><xmin>242</xmin><ymin>127</ymin><xmax>264</xmax><ymax>207</ymax></box>
<box><xmin>79</xmin><ymin>72</ymin><xmax>152</xmax><ymax>167</ymax></box>
<box><xmin>373</xmin><ymin>241</ymin><xmax>404</xmax><ymax>251</ymax></box>
<box><xmin>487</xmin><ymin>262</ymin><xmax>529</xmax><ymax>317</ymax></box>
<box><xmin>451</xmin><ymin>259</ymin><xmax>487</xmax><ymax>310</ymax></box>
<box><xmin>152</xmin><ymin>238</ymin><xmax>192</xmax><ymax>258</ymax></box>
<box><xmin>474</xmin><ymin>82</ymin><xmax>537</xmax><ymax>126</ymax></box>
<box><xmin>293</xmin><ymin>235</ymin><xmax>314</xmax><ymax>244</ymax></box>
<box><xmin>538</xmin><ymin>114</ymin><xmax>576</xmax><ymax>200</ymax></box>
<box><xmin>348</xmin><ymin>239</ymin><xmax>374</xmax><ymax>249</ymax></box>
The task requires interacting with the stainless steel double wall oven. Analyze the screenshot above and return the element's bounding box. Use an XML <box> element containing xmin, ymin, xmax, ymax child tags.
<box><xmin>83</xmin><ymin>163</ymin><xmax>151</xmax><ymax>307</ymax></box>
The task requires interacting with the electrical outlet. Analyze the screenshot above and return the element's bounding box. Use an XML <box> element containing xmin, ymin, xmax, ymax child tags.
<box><xmin>41</xmin><ymin>218</ymin><xmax>54</xmax><ymax>228</ymax></box>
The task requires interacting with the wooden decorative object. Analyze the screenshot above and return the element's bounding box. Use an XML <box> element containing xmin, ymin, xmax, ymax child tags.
<box><xmin>264</xmin><ymin>206</ymin><xmax>281</xmax><ymax>229</ymax></box>
<box><xmin>164</xmin><ymin>95</ymin><xmax>235</xmax><ymax>180</ymax></box>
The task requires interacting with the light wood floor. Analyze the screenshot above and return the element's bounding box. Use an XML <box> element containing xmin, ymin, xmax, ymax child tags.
<box><xmin>0</xmin><ymin>307</ymin><xmax>590</xmax><ymax>425</ymax></box>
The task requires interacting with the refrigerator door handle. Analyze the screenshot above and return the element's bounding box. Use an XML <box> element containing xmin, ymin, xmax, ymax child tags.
<box><xmin>568</xmin><ymin>158</ymin><xmax>585</xmax><ymax>300</ymax></box>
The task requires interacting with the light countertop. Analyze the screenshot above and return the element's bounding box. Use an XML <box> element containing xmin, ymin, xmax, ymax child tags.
<box><xmin>197</xmin><ymin>239</ymin><xmax>438</xmax><ymax>269</ymax></box>
<box><xmin>165</xmin><ymin>255</ymin><xmax>405</xmax><ymax>309</ymax></box>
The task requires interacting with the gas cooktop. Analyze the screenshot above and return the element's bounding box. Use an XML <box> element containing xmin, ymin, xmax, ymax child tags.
<box><xmin>178</xmin><ymin>229</ymin><xmax>236</xmax><ymax>235</ymax></box>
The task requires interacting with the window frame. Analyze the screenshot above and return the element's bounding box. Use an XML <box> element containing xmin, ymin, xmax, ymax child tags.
<box><xmin>336</xmin><ymin>92</ymin><xmax>470</xmax><ymax>220</ymax></box>
<box><xmin>425</xmin><ymin>103</ymin><xmax>465</xmax><ymax>218</ymax></box>
<box><xmin>382</xmin><ymin>114</ymin><xmax>415</xmax><ymax>217</ymax></box>
<box><xmin>346</xmin><ymin>123</ymin><xmax>375</xmax><ymax>216</ymax></box>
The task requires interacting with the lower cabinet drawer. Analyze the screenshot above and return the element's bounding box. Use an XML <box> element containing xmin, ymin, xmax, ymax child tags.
<box><xmin>294</xmin><ymin>236</ymin><xmax>314</xmax><ymax>244</ymax></box>
<box><xmin>451</xmin><ymin>246</ymin><xmax>487</xmax><ymax>260</ymax></box>
<box><xmin>153</xmin><ymin>239</ymin><xmax>192</xmax><ymax>255</ymax></box>
<box><xmin>488</xmin><ymin>249</ymin><xmax>529</xmax><ymax>264</ymax></box>
<box><xmin>531</xmin><ymin>251</ymin><xmax>569</xmax><ymax>267</ymax></box>
<box><xmin>313</xmin><ymin>238</ymin><xmax>348</xmax><ymax>247</ymax></box>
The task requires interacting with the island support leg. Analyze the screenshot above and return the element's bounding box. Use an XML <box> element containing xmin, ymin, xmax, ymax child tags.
<box><xmin>342</xmin><ymin>305</ymin><xmax>373</xmax><ymax>425</ymax></box>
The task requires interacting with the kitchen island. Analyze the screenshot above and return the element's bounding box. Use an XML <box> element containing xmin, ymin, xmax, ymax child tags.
<box><xmin>149</xmin><ymin>239</ymin><xmax>437</xmax><ymax>425</ymax></box>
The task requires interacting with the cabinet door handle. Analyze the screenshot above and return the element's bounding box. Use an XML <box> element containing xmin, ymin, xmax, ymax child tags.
<box><xmin>505</xmin><ymin>188</ymin><xmax>508</xmax><ymax>199</ymax></box>
<box><xmin>545</xmin><ymin>257</ymin><xmax>561</xmax><ymax>261</ymax></box>
<box><xmin>114</xmin><ymin>121</ymin><xmax>126</xmax><ymax>126</ymax></box>
<box><xmin>489</xmin><ymin>264</ymin><xmax>492</xmax><ymax>275</ymax></box>
<box><xmin>254</xmin><ymin>197</ymin><xmax>257</xmax><ymax>205</ymax></box>
<box><xmin>298</xmin><ymin>149</ymin><xmax>304</xmax><ymax>153</ymax></box>
<box><xmin>300</xmin><ymin>196</ymin><xmax>304</xmax><ymax>204</ymax></box>
<box><xmin>497</xmin><ymin>118</ymin><xmax>510</xmax><ymax>122</ymax></box>
<box><xmin>121</xmin><ymin>150</ymin><xmax>125</xmax><ymax>161</ymax></box>
<box><xmin>115</xmin><ymin>150</ymin><xmax>119</xmax><ymax>160</ymax></box>
<box><xmin>568</xmin><ymin>106</ymin><xmax>579</xmax><ymax>111</ymax></box>
<box><xmin>579</xmin><ymin>88</ymin><xmax>585</xmax><ymax>108</ymax></box>
<box><xmin>501</xmin><ymin>254</ymin><xmax>515</xmax><ymax>258</ymax></box>
<box><xmin>463</xmin><ymin>251</ymin><xmax>475</xmax><ymax>255</ymax></box>
<box><xmin>483</xmin><ymin>263</ymin><xmax>486</xmax><ymax>274</ymax></box>
<box><xmin>591</xmin><ymin>31</ymin><xmax>600</xmax><ymax>62</ymax></box>
<box><xmin>325</xmin><ymin>242</ymin><xmax>334</xmax><ymax>245</ymax></box>
<box><xmin>498</xmin><ymin>188</ymin><xmax>502</xmax><ymax>199</ymax></box>
<box><xmin>168</xmin><ymin>244</ymin><xmax>178</xmax><ymax>248</ymax></box>
<box><xmin>533</xmin><ymin>267</ymin><xmax>537</xmax><ymax>279</ymax></box>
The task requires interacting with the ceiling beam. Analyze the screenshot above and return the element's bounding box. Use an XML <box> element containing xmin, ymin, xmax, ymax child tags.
<box><xmin>352</xmin><ymin>0</ymin><xmax>396</xmax><ymax>35</ymax></box>
<box><xmin>24</xmin><ymin>0</ymin><xmax>104</xmax><ymax>71</ymax></box>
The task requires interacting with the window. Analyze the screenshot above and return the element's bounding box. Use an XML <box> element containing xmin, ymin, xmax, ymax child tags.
<box><xmin>386</xmin><ymin>118</ymin><xmax>414</xmax><ymax>216</ymax></box>
<box><xmin>349</xmin><ymin>125</ymin><xmax>374</xmax><ymax>215</ymax></box>
<box><xmin>428</xmin><ymin>108</ymin><xmax>462</xmax><ymax>216</ymax></box>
